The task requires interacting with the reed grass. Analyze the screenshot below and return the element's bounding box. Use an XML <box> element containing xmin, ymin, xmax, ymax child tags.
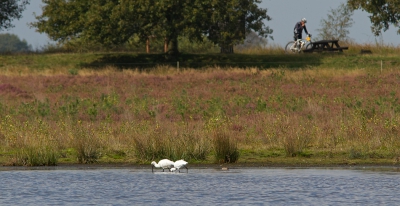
<box><xmin>212</xmin><ymin>130</ymin><xmax>240</xmax><ymax>163</ymax></box>
<box><xmin>14</xmin><ymin>146</ymin><xmax>58</xmax><ymax>166</ymax></box>
<box><xmin>70</xmin><ymin>122</ymin><xmax>103</xmax><ymax>164</ymax></box>
<box><xmin>132</xmin><ymin>122</ymin><xmax>210</xmax><ymax>163</ymax></box>
<box><xmin>0</xmin><ymin>116</ymin><xmax>59</xmax><ymax>166</ymax></box>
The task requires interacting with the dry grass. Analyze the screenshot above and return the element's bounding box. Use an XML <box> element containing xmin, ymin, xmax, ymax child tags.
<box><xmin>344</xmin><ymin>41</ymin><xmax>400</xmax><ymax>55</ymax></box>
<box><xmin>235</xmin><ymin>43</ymin><xmax>285</xmax><ymax>55</ymax></box>
<box><xmin>235</xmin><ymin>40</ymin><xmax>400</xmax><ymax>56</ymax></box>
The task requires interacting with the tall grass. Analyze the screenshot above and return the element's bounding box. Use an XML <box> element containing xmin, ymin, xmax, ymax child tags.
<box><xmin>212</xmin><ymin>131</ymin><xmax>240</xmax><ymax>163</ymax></box>
<box><xmin>0</xmin><ymin>116</ymin><xmax>59</xmax><ymax>166</ymax></box>
<box><xmin>70</xmin><ymin>122</ymin><xmax>103</xmax><ymax>164</ymax></box>
<box><xmin>14</xmin><ymin>147</ymin><xmax>58</xmax><ymax>166</ymax></box>
<box><xmin>132</xmin><ymin>122</ymin><xmax>210</xmax><ymax>162</ymax></box>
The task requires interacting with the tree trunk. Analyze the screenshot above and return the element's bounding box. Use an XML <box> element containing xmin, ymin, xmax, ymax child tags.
<box><xmin>146</xmin><ymin>38</ymin><xmax>150</xmax><ymax>53</ymax></box>
<box><xmin>165</xmin><ymin>35</ymin><xmax>179</xmax><ymax>60</ymax></box>
<box><xmin>220</xmin><ymin>45</ymin><xmax>234</xmax><ymax>54</ymax></box>
<box><xmin>164</xmin><ymin>38</ymin><xmax>168</xmax><ymax>53</ymax></box>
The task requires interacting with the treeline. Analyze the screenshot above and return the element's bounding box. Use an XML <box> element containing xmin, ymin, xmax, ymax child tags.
<box><xmin>30</xmin><ymin>0</ymin><xmax>273</xmax><ymax>55</ymax></box>
<box><xmin>0</xmin><ymin>34</ymin><xmax>221</xmax><ymax>54</ymax></box>
<box><xmin>1</xmin><ymin>1</ymin><xmax>399</xmax><ymax>54</ymax></box>
<box><xmin>0</xmin><ymin>33</ymin><xmax>31</xmax><ymax>53</ymax></box>
<box><xmin>27</xmin><ymin>0</ymin><xmax>400</xmax><ymax>55</ymax></box>
<box><xmin>0</xmin><ymin>33</ymin><xmax>252</xmax><ymax>54</ymax></box>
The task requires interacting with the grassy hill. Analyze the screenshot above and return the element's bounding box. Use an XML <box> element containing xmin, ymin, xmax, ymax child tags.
<box><xmin>1</xmin><ymin>50</ymin><xmax>400</xmax><ymax>167</ymax></box>
<box><xmin>0</xmin><ymin>49</ymin><xmax>399</xmax><ymax>74</ymax></box>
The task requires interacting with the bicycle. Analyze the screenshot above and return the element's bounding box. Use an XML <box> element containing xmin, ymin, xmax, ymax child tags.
<box><xmin>285</xmin><ymin>34</ymin><xmax>312</xmax><ymax>54</ymax></box>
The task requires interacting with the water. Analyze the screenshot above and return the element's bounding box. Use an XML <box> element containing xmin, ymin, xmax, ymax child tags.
<box><xmin>1</xmin><ymin>166</ymin><xmax>400</xmax><ymax>205</ymax></box>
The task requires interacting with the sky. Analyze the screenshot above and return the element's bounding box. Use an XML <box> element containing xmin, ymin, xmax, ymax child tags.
<box><xmin>1</xmin><ymin>0</ymin><xmax>399</xmax><ymax>50</ymax></box>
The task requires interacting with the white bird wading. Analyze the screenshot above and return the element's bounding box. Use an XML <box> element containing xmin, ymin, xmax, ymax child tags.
<box><xmin>151</xmin><ymin>159</ymin><xmax>175</xmax><ymax>172</ymax></box>
<box><xmin>171</xmin><ymin>159</ymin><xmax>188</xmax><ymax>173</ymax></box>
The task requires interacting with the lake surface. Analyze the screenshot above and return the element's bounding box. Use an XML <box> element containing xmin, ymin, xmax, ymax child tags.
<box><xmin>1</xmin><ymin>166</ymin><xmax>400</xmax><ymax>205</ymax></box>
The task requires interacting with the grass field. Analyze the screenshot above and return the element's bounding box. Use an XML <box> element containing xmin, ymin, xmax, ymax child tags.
<box><xmin>1</xmin><ymin>45</ymin><xmax>400</xmax><ymax>167</ymax></box>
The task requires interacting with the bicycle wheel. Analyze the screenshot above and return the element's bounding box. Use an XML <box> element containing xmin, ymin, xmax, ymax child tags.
<box><xmin>285</xmin><ymin>41</ymin><xmax>298</xmax><ymax>54</ymax></box>
<box><xmin>306</xmin><ymin>43</ymin><xmax>313</xmax><ymax>50</ymax></box>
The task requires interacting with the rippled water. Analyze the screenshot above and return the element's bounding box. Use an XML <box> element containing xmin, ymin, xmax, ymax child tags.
<box><xmin>1</xmin><ymin>167</ymin><xmax>400</xmax><ymax>205</ymax></box>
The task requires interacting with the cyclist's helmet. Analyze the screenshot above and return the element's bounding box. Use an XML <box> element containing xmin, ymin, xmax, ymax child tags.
<box><xmin>301</xmin><ymin>18</ymin><xmax>307</xmax><ymax>23</ymax></box>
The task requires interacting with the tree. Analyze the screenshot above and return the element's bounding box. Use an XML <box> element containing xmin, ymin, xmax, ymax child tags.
<box><xmin>0</xmin><ymin>33</ymin><xmax>32</xmax><ymax>52</ymax></box>
<box><xmin>32</xmin><ymin>0</ymin><xmax>199</xmax><ymax>56</ymax></box>
<box><xmin>32</xmin><ymin>0</ymin><xmax>143</xmax><ymax>46</ymax></box>
<box><xmin>206</xmin><ymin>0</ymin><xmax>273</xmax><ymax>53</ymax></box>
<box><xmin>347</xmin><ymin>0</ymin><xmax>400</xmax><ymax>36</ymax></box>
<box><xmin>32</xmin><ymin>0</ymin><xmax>272</xmax><ymax>56</ymax></box>
<box><xmin>147</xmin><ymin>0</ymin><xmax>202</xmax><ymax>56</ymax></box>
<box><xmin>317</xmin><ymin>3</ymin><xmax>354</xmax><ymax>42</ymax></box>
<box><xmin>0</xmin><ymin>0</ymin><xmax>30</xmax><ymax>30</ymax></box>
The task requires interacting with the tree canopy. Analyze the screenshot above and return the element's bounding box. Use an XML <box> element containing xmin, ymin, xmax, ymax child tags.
<box><xmin>32</xmin><ymin>0</ymin><xmax>272</xmax><ymax>55</ymax></box>
<box><xmin>347</xmin><ymin>0</ymin><xmax>400</xmax><ymax>36</ymax></box>
<box><xmin>0</xmin><ymin>0</ymin><xmax>30</xmax><ymax>30</ymax></box>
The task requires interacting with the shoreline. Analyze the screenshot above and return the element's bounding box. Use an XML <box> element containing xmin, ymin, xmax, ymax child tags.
<box><xmin>1</xmin><ymin>161</ymin><xmax>400</xmax><ymax>171</ymax></box>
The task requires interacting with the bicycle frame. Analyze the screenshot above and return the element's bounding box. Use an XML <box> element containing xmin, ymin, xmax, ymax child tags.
<box><xmin>285</xmin><ymin>34</ymin><xmax>312</xmax><ymax>54</ymax></box>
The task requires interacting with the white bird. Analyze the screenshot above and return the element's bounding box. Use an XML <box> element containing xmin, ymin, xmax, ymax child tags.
<box><xmin>173</xmin><ymin>159</ymin><xmax>188</xmax><ymax>173</ymax></box>
<box><xmin>151</xmin><ymin>159</ymin><xmax>175</xmax><ymax>173</ymax></box>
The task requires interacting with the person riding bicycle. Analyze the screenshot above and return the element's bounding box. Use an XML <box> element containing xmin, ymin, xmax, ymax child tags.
<box><xmin>293</xmin><ymin>18</ymin><xmax>309</xmax><ymax>50</ymax></box>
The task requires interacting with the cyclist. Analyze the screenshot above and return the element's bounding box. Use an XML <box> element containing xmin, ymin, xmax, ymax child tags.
<box><xmin>293</xmin><ymin>18</ymin><xmax>309</xmax><ymax>50</ymax></box>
